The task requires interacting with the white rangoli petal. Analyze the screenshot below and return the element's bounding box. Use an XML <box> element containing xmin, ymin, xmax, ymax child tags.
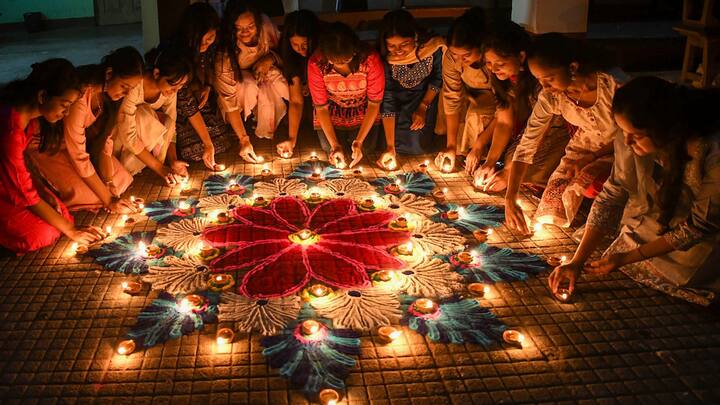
<box><xmin>143</xmin><ymin>255</ymin><xmax>211</xmax><ymax>294</ymax></box>
<box><xmin>310</xmin><ymin>287</ymin><xmax>401</xmax><ymax>330</ymax></box>
<box><xmin>253</xmin><ymin>178</ymin><xmax>308</xmax><ymax>199</ymax></box>
<box><xmin>218</xmin><ymin>292</ymin><xmax>301</xmax><ymax>335</ymax></box>
<box><xmin>411</xmin><ymin>219</ymin><xmax>465</xmax><ymax>255</ymax></box>
<box><xmin>156</xmin><ymin>217</ymin><xmax>211</xmax><ymax>252</ymax></box>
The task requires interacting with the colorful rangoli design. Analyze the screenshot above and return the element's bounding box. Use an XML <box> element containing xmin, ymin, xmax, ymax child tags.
<box><xmin>84</xmin><ymin>160</ymin><xmax>551</xmax><ymax>400</ymax></box>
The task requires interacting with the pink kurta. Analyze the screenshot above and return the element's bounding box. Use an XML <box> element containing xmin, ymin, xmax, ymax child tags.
<box><xmin>0</xmin><ymin>106</ymin><xmax>73</xmax><ymax>253</ymax></box>
<box><xmin>30</xmin><ymin>88</ymin><xmax>132</xmax><ymax>211</ymax></box>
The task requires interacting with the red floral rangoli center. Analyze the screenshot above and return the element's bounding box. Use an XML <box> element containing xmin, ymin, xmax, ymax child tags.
<box><xmin>203</xmin><ymin>197</ymin><xmax>410</xmax><ymax>298</ymax></box>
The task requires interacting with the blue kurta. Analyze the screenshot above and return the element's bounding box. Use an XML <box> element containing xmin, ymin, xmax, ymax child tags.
<box><xmin>381</xmin><ymin>48</ymin><xmax>443</xmax><ymax>155</ymax></box>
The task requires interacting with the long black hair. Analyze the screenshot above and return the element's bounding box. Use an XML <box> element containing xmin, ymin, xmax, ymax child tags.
<box><xmin>446</xmin><ymin>7</ymin><xmax>486</xmax><ymax>52</ymax></box>
<box><xmin>528</xmin><ymin>32</ymin><xmax>614</xmax><ymax>77</ymax></box>
<box><xmin>220</xmin><ymin>0</ymin><xmax>264</xmax><ymax>82</ymax></box>
<box><xmin>172</xmin><ymin>2</ymin><xmax>220</xmax><ymax>92</ymax></box>
<box><xmin>77</xmin><ymin>47</ymin><xmax>143</xmax><ymax>166</ymax></box>
<box><xmin>317</xmin><ymin>21</ymin><xmax>370</xmax><ymax>74</ymax></box>
<box><xmin>1</xmin><ymin>58</ymin><xmax>80</xmax><ymax>154</ymax></box>
<box><xmin>483</xmin><ymin>21</ymin><xmax>537</xmax><ymax>119</ymax></box>
<box><xmin>377</xmin><ymin>9</ymin><xmax>431</xmax><ymax>59</ymax></box>
<box><xmin>145</xmin><ymin>45</ymin><xmax>194</xmax><ymax>86</ymax></box>
<box><xmin>612</xmin><ymin>76</ymin><xmax>720</xmax><ymax>227</ymax></box>
<box><xmin>279</xmin><ymin>9</ymin><xmax>320</xmax><ymax>83</ymax></box>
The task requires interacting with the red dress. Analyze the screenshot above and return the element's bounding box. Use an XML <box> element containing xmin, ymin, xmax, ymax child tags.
<box><xmin>0</xmin><ymin>106</ymin><xmax>73</xmax><ymax>253</ymax></box>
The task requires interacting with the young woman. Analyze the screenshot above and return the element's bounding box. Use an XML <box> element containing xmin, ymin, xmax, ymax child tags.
<box><xmin>549</xmin><ymin>76</ymin><xmax>720</xmax><ymax>306</ymax></box>
<box><xmin>216</xmin><ymin>0</ymin><xmax>289</xmax><ymax>163</ymax></box>
<box><xmin>1</xmin><ymin>59</ymin><xmax>104</xmax><ymax>253</ymax></box>
<box><xmin>377</xmin><ymin>9</ymin><xmax>445</xmax><ymax>169</ymax></box>
<box><xmin>173</xmin><ymin>2</ymin><xmax>231</xmax><ymax>170</ymax></box>
<box><xmin>30</xmin><ymin>47</ymin><xmax>141</xmax><ymax>213</ymax></box>
<box><xmin>115</xmin><ymin>46</ymin><xmax>192</xmax><ymax>184</ymax></box>
<box><xmin>435</xmin><ymin>7</ymin><xmax>496</xmax><ymax>172</ymax></box>
<box><xmin>308</xmin><ymin>22</ymin><xmax>385</xmax><ymax>168</ymax></box>
<box><xmin>469</xmin><ymin>22</ymin><xmax>569</xmax><ymax>192</ymax></box>
<box><xmin>275</xmin><ymin>9</ymin><xmax>321</xmax><ymax>158</ymax></box>
<box><xmin>504</xmin><ymin>33</ymin><xmax>620</xmax><ymax>234</ymax></box>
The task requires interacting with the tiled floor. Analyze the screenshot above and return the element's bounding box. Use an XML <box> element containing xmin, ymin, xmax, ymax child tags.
<box><xmin>1</xmin><ymin>138</ymin><xmax>719</xmax><ymax>404</ymax></box>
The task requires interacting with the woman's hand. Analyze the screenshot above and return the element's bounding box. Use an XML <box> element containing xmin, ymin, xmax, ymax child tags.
<box><xmin>376</xmin><ymin>148</ymin><xmax>397</xmax><ymax>171</ymax></box>
<box><xmin>276</xmin><ymin>139</ymin><xmax>296</xmax><ymax>158</ymax></box>
<box><xmin>253</xmin><ymin>56</ymin><xmax>275</xmax><ymax>82</ymax></box>
<box><xmin>349</xmin><ymin>140</ymin><xmax>363</xmax><ymax>168</ymax></box>
<box><xmin>464</xmin><ymin>148</ymin><xmax>483</xmax><ymax>175</ymax></box>
<box><xmin>170</xmin><ymin>160</ymin><xmax>189</xmax><ymax>178</ymax></box>
<box><xmin>548</xmin><ymin>261</ymin><xmax>583</xmax><ymax>294</ymax></box>
<box><xmin>586</xmin><ymin>253</ymin><xmax>625</xmax><ymax>276</ymax></box>
<box><xmin>106</xmin><ymin>198</ymin><xmax>138</xmax><ymax>214</ymax></box>
<box><xmin>435</xmin><ymin>148</ymin><xmax>456</xmax><ymax>172</ymax></box>
<box><xmin>329</xmin><ymin>146</ymin><xmax>347</xmax><ymax>168</ymax></box>
<box><xmin>197</xmin><ymin>86</ymin><xmax>211</xmax><ymax>110</ymax></box>
<box><xmin>67</xmin><ymin>226</ymin><xmax>105</xmax><ymax>245</ymax></box>
<box><xmin>504</xmin><ymin>197</ymin><xmax>529</xmax><ymax>234</ymax></box>
<box><xmin>410</xmin><ymin>105</ymin><xmax>427</xmax><ymax>131</ymax></box>
<box><xmin>202</xmin><ymin>142</ymin><xmax>216</xmax><ymax>170</ymax></box>
<box><xmin>238</xmin><ymin>137</ymin><xmax>259</xmax><ymax>163</ymax></box>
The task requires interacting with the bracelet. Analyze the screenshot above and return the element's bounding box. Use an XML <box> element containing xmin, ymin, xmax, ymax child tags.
<box><xmin>418</xmin><ymin>103</ymin><xmax>428</xmax><ymax>111</ymax></box>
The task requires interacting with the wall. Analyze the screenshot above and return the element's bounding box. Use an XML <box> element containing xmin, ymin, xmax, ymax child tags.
<box><xmin>0</xmin><ymin>0</ymin><xmax>94</xmax><ymax>24</ymax></box>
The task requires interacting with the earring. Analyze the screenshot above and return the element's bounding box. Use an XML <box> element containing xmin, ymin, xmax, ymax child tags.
<box><xmin>570</xmin><ymin>73</ymin><xmax>576</xmax><ymax>81</ymax></box>
<box><xmin>519</xmin><ymin>65</ymin><xmax>525</xmax><ymax>72</ymax></box>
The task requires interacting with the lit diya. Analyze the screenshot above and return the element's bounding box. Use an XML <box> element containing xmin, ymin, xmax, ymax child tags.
<box><xmin>137</xmin><ymin>241</ymin><xmax>164</xmax><ymax>259</ymax></box>
<box><xmin>372</xmin><ymin>270</ymin><xmax>397</xmax><ymax>283</ymax></box>
<box><xmin>455</xmin><ymin>251</ymin><xmax>475</xmax><ymax>265</ymax></box>
<box><xmin>309</xmin><ymin>151</ymin><xmax>319</xmax><ymax>161</ymax></box>
<box><xmin>289</xmin><ymin>229</ymin><xmax>319</xmax><ymax>245</ymax></box>
<box><xmin>388</xmin><ymin>216</ymin><xmax>409</xmax><ymax>231</ymax></box>
<box><xmin>260</xmin><ymin>164</ymin><xmax>272</xmax><ymax>177</ymax></box>
<box><xmin>318</xmin><ymin>388</ymin><xmax>340</xmax><ymax>405</ymax></box>
<box><xmin>418</xmin><ymin>160</ymin><xmax>429</xmax><ymax>173</ymax></box>
<box><xmin>546</xmin><ymin>256</ymin><xmax>565</xmax><ymax>267</ymax></box>
<box><xmin>383</xmin><ymin>179</ymin><xmax>403</xmax><ymax>194</ymax></box>
<box><xmin>467</xmin><ymin>283</ymin><xmax>490</xmax><ymax>298</ymax></box>
<box><xmin>412</xmin><ymin>298</ymin><xmax>438</xmax><ymax>315</ymax></box>
<box><xmin>309</xmin><ymin>168</ymin><xmax>323</xmax><ymax>182</ymax></box>
<box><xmin>252</xmin><ymin>195</ymin><xmax>269</xmax><ymax>207</ymax></box>
<box><xmin>208</xmin><ymin>273</ymin><xmax>234</xmax><ymax>291</ymax></box>
<box><xmin>215</xmin><ymin>211</ymin><xmax>233</xmax><ymax>224</ymax></box>
<box><xmin>553</xmin><ymin>287</ymin><xmax>573</xmax><ymax>303</ymax></box>
<box><xmin>176</xmin><ymin>200</ymin><xmax>194</xmax><ymax>215</ymax></box>
<box><xmin>121</xmin><ymin>280</ymin><xmax>143</xmax><ymax>295</ymax></box>
<box><xmin>393</xmin><ymin>241</ymin><xmax>414</xmax><ymax>256</ymax></box>
<box><xmin>473</xmin><ymin>228</ymin><xmax>491</xmax><ymax>243</ymax></box>
<box><xmin>299</xmin><ymin>320</ymin><xmax>325</xmax><ymax>341</ymax></box>
<box><xmin>216</xmin><ymin>327</ymin><xmax>235</xmax><ymax>345</ymax></box>
<box><xmin>377</xmin><ymin>326</ymin><xmax>401</xmax><ymax>343</ymax></box>
<box><xmin>177</xmin><ymin>294</ymin><xmax>206</xmax><ymax>313</ymax></box>
<box><xmin>432</xmin><ymin>188</ymin><xmax>448</xmax><ymax>203</ymax></box>
<box><xmin>116</xmin><ymin>339</ymin><xmax>136</xmax><ymax>355</ymax></box>
<box><xmin>198</xmin><ymin>243</ymin><xmax>220</xmax><ymax>261</ymax></box>
<box><xmin>213</xmin><ymin>164</ymin><xmax>226</xmax><ymax>172</ymax></box>
<box><xmin>305</xmin><ymin>189</ymin><xmax>324</xmax><ymax>204</ymax></box>
<box><xmin>503</xmin><ymin>329</ymin><xmax>525</xmax><ymax>347</ymax></box>
<box><xmin>352</xmin><ymin>166</ymin><xmax>363</xmax><ymax>177</ymax></box>
<box><xmin>226</xmin><ymin>180</ymin><xmax>245</xmax><ymax>195</ymax></box>
<box><xmin>444</xmin><ymin>210</ymin><xmax>459</xmax><ymax>221</ymax></box>
<box><xmin>358</xmin><ymin>197</ymin><xmax>376</xmax><ymax>212</ymax></box>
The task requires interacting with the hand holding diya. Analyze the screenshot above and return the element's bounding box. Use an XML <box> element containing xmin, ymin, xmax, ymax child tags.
<box><xmin>553</xmin><ymin>287</ymin><xmax>573</xmax><ymax>303</ymax></box>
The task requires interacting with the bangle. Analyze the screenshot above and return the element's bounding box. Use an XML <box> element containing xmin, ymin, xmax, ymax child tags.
<box><xmin>418</xmin><ymin>103</ymin><xmax>428</xmax><ymax>111</ymax></box>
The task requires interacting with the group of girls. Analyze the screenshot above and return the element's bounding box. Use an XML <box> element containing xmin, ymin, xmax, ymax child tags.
<box><xmin>1</xmin><ymin>2</ymin><xmax>719</xmax><ymax>306</ymax></box>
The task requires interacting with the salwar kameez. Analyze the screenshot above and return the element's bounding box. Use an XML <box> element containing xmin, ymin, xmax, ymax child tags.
<box><xmin>587</xmin><ymin>132</ymin><xmax>720</xmax><ymax>305</ymax></box>
<box><xmin>0</xmin><ymin>106</ymin><xmax>73</xmax><ymax>253</ymax></box>
<box><xmin>513</xmin><ymin>72</ymin><xmax>621</xmax><ymax>227</ymax></box>
<box><xmin>115</xmin><ymin>82</ymin><xmax>177</xmax><ymax>175</ymax></box>
<box><xmin>215</xmin><ymin>15</ymin><xmax>289</xmax><ymax>138</ymax></box>
<box><xmin>382</xmin><ymin>39</ymin><xmax>445</xmax><ymax>155</ymax></box>
<box><xmin>30</xmin><ymin>88</ymin><xmax>133</xmax><ymax>211</ymax></box>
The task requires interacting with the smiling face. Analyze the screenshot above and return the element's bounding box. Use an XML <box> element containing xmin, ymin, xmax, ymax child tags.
<box><xmin>614</xmin><ymin>112</ymin><xmax>657</xmax><ymax>156</ymax></box>
<box><xmin>385</xmin><ymin>35</ymin><xmax>416</xmax><ymax>58</ymax></box>
<box><xmin>484</xmin><ymin>49</ymin><xmax>524</xmax><ymax>81</ymax></box>
<box><xmin>200</xmin><ymin>28</ymin><xmax>216</xmax><ymax>53</ymax></box>
<box><xmin>105</xmin><ymin>70</ymin><xmax>142</xmax><ymax>101</ymax></box>
<box><xmin>235</xmin><ymin>12</ymin><xmax>258</xmax><ymax>45</ymax></box>
<box><xmin>449</xmin><ymin>45</ymin><xmax>482</xmax><ymax>67</ymax></box>
<box><xmin>39</xmin><ymin>88</ymin><xmax>81</xmax><ymax>123</ymax></box>
<box><xmin>528</xmin><ymin>58</ymin><xmax>572</xmax><ymax>92</ymax></box>
<box><xmin>290</xmin><ymin>35</ymin><xmax>309</xmax><ymax>57</ymax></box>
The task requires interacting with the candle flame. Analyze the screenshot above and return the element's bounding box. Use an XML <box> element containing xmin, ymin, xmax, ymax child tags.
<box><xmin>177</xmin><ymin>298</ymin><xmax>192</xmax><ymax>313</ymax></box>
<box><xmin>178</xmin><ymin>201</ymin><xmax>190</xmax><ymax>210</ymax></box>
<box><xmin>424</xmin><ymin>159</ymin><xmax>429</xmax><ymax>166</ymax></box>
<box><xmin>216</xmin><ymin>164</ymin><xmax>225</xmax><ymax>171</ymax></box>
<box><xmin>533</xmin><ymin>223</ymin><xmax>543</xmax><ymax>233</ymax></box>
<box><xmin>137</xmin><ymin>241</ymin><xmax>147</xmax><ymax>257</ymax></box>
<box><xmin>394</xmin><ymin>179</ymin><xmax>401</xmax><ymax>186</ymax></box>
<box><xmin>358</xmin><ymin>166</ymin><xmax>363</xmax><ymax>173</ymax></box>
<box><xmin>256</xmin><ymin>155</ymin><xmax>264</xmax><ymax>163</ymax></box>
<box><xmin>215</xmin><ymin>275</ymin><xmax>223</xmax><ymax>282</ymax></box>
<box><xmin>121</xmin><ymin>281</ymin><xmax>129</xmax><ymax>289</ymax></box>
<box><xmin>442</xmin><ymin>187</ymin><xmax>448</xmax><ymax>194</ymax></box>
<box><xmin>314</xmin><ymin>168</ymin><xmax>322</xmax><ymax>175</ymax></box>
